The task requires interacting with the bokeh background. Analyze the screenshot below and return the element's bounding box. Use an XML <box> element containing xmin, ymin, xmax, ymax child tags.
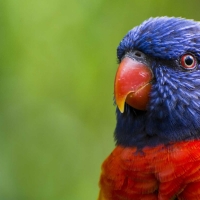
<box><xmin>0</xmin><ymin>0</ymin><xmax>200</xmax><ymax>199</ymax></box>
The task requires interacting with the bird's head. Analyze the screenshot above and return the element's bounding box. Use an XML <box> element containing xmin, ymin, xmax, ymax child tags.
<box><xmin>114</xmin><ymin>17</ymin><xmax>200</xmax><ymax>147</ymax></box>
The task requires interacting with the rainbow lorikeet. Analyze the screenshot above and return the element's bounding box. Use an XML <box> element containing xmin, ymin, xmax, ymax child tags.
<box><xmin>98</xmin><ymin>17</ymin><xmax>200</xmax><ymax>199</ymax></box>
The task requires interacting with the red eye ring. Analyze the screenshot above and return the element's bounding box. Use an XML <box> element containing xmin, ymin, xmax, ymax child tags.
<box><xmin>180</xmin><ymin>54</ymin><xmax>197</xmax><ymax>69</ymax></box>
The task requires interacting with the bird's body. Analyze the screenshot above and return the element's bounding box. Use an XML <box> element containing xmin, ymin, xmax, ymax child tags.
<box><xmin>99</xmin><ymin>17</ymin><xmax>200</xmax><ymax>199</ymax></box>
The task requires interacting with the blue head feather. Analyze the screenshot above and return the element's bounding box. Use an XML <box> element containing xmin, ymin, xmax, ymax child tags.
<box><xmin>115</xmin><ymin>17</ymin><xmax>200</xmax><ymax>147</ymax></box>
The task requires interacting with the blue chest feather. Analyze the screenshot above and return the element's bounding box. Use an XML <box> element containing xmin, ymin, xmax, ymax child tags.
<box><xmin>115</xmin><ymin>17</ymin><xmax>200</xmax><ymax>147</ymax></box>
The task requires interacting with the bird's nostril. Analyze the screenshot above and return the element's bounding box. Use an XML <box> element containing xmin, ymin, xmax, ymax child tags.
<box><xmin>135</xmin><ymin>51</ymin><xmax>142</xmax><ymax>57</ymax></box>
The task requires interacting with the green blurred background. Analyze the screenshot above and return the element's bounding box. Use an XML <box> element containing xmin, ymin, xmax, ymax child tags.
<box><xmin>0</xmin><ymin>0</ymin><xmax>200</xmax><ymax>199</ymax></box>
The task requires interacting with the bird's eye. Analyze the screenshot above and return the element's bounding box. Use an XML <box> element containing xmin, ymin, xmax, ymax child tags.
<box><xmin>180</xmin><ymin>54</ymin><xmax>197</xmax><ymax>69</ymax></box>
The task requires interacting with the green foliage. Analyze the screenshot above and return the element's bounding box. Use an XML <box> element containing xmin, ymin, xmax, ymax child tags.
<box><xmin>0</xmin><ymin>0</ymin><xmax>199</xmax><ymax>199</ymax></box>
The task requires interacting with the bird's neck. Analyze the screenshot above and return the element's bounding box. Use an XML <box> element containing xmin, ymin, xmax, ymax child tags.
<box><xmin>114</xmin><ymin>105</ymin><xmax>200</xmax><ymax>148</ymax></box>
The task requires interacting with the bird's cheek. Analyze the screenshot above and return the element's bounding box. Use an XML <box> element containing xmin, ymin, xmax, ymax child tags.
<box><xmin>114</xmin><ymin>57</ymin><xmax>153</xmax><ymax>113</ymax></box>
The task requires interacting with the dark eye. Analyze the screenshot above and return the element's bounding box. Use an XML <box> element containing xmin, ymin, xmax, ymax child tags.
<box><xmin>180</xmin><ymin>54</ymin><xmax>197</xmax><ymax>69</ymax></box>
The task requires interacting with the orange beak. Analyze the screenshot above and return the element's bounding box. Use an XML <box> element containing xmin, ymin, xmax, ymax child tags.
<box><xmin>114</xmin><ymin>57</ymin><xmax>153</xmax><ymax>113</ymax></box>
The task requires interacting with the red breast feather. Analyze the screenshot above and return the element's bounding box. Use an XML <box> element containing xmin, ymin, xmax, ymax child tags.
<box><xmin>98</xmin><ymin>140</ymin><xmax>200</xmax><ymax>200</ymax></box>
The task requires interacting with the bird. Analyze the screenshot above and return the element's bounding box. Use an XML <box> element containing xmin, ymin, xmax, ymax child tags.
<box><xmin>98</xmin><ymin>17</ymin><xmax>200</xmax><ymax>200</ymax></box>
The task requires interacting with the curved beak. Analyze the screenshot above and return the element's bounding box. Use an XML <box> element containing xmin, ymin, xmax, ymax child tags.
<box><xmin>114</xmin><ymin>57</ymin><xmax>153</xmax><ymax>113</ymax></box>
